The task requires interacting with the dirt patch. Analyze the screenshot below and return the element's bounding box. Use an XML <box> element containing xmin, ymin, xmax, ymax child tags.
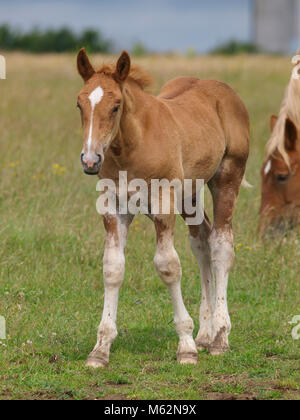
<box><xmin>104</xmin><ymin>380</ymin><xmax>132</xmax><ymax>388</ymax></box>
<box><xmin>206</xmin><ymin>392</ymin><xmax>256</xmax><ymax>401</ymax></box>
<box><xmin>98</xmin><ymin>394</ymin><xmax>128</xmax><ymax>400</ymax></box>
<box><xmin>0</xmin><ymin>388</ymin><xmax>14</xmax><ymax>400</ymax></box>
<box><xmin>141</xmin><ymin>366</ymin><xmax>158</xmax><ymax>374</ymax></box>
<box><xmin>31</xmin><ymin>390</ymin><xmax>74</xmax><ymax>400</ymax></box>
<box><xmin>201</xmin><ymin>373</ymin><xmax>300</xmax><ymax>400</ymax></box>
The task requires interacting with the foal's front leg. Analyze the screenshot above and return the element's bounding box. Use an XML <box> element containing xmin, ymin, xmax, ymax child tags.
<box><xmin>153</xmin><ymin>215</ymin><xmax>198</xmax><ymax>364</ymax></box>
<box><xmin>86</xmin><ymin>214</ymin><xmax>133</xmax><ymax>368</ymax></box>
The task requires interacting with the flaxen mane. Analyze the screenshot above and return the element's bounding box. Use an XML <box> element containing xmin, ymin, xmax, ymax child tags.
<box><xmin>264</xmin><ymin>52</ymin><xmax>300</xmax><ymax>165</ymax></box>
<box><xmin>97</xmin><ymin>64</ymin><xmax>153</xmax><ymax>90</ymax></box>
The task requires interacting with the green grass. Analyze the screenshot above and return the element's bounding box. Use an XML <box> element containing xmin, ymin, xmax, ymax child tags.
<box><xmin>0</xmin><ymin>53</ymin><xmax>299</xmax><ymax>400</ymax></box>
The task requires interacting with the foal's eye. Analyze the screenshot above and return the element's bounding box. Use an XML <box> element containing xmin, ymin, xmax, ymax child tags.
<box><xmin>276</xmin><ymin>174</ymin><xmax>290</xmax><ymax>183</ymax></box>
<box><xmin>112</xmin><ymin>105</ymin><xmax>120</xmax><ymax>114</ymax></box>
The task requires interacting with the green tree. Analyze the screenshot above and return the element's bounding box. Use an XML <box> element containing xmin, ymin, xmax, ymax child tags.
<box><xmin>211</xmin><ymin>40</ymin><xmax>259</xmax><ymax>55</ymax></box>
<box><xmin>0</xmin><ymin>24</ymin><xmax>113</xmax><ymax>53</ymax></box>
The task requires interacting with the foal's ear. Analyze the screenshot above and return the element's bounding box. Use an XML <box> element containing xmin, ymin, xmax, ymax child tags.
<box><xmin>114</xmin><ymin>51</ymin><xmax>131</xmax><ymax>83</ymax></box>
<box><xmin>284</xmin><ymin>118</ymin><xmax>298</xmax><ymax>151</ymax></box>
<box><xmin>77</xmin><ymin>48</ymin><xmax>95</xmax><ymax>81</ymax></box>
<box><xmin>270</xmin><ymin>114</ymin><xmax>278</xmax><ymax>132</ymax></box>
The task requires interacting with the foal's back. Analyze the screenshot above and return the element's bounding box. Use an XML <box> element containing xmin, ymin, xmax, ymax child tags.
<box><xmin>158</xmin><ymin>76</ymin><xmax>250</xmax><ymax>182</ymax></box>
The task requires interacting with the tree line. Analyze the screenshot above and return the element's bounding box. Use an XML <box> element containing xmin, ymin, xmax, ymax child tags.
<box><xmin>0</xmin><ymin>24</ymin><xmax>113</xmax><ymax>53</ymax></box>
<box><xmin>0</xmin><ymin>23</ymin><xmax>260</xmax><ymax>56</ymax></box>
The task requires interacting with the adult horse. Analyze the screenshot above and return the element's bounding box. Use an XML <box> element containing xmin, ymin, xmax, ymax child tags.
<box><xmin>260</xmin><ymin>54</ymin><xmax>300</xmax><ymax>236</ymax></box>
<box><xmin>76</xmin><ymin>49</ymin><xmax>249</xmax><ymax>367</ymax></box>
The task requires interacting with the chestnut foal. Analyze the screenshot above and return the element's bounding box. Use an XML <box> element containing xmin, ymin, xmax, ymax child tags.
<box><xmin>76</xmin><ymin>49</ymin><xmax>249</xmax><ymax>367</ymax></box>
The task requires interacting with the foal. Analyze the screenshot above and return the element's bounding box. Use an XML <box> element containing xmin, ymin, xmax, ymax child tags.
<box><xmin>76</xmin><ymin>49</ymin><xmax>249</xmax><ymax>367</ymax></box>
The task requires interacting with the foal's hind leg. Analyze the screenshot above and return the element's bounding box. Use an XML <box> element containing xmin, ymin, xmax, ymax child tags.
<box><xmin>153</xmin><ymin>215</ymin><xmax>198</xmax><ymax>364</ymax></box>
<box><xmin>207</xmin><ymin>156</ymin><xmax>245</xmax><ymax>355</ymax></box>
<box><xmin>86</xmin><ymin>213</ymin><xmax>133</xmax><ymax>368</ymax></box>
<box><xmin>188</xmin><ymin>214</ymin><xmax>215</xmax><ymax>350</ymax></box>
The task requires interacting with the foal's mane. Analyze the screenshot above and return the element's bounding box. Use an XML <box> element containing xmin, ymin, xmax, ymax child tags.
<box><xmin>97</xmin><ymin>63</ymin><xmax>153</xmax><ymax>90</ymax></box>
<box><xmin>264</xmin><ymin>52</ymin><xmax>300</xmax><ymax>165</ymax></box>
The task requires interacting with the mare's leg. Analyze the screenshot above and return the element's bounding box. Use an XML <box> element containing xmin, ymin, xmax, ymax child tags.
<box><xmin>86</xmin><ymin>213</ymin><xmax>133</xmax><ymax>368</ymax></box>
<box><xmin>153</xmin><ymin>215</ymin><xmax>198</xmax><ymax>364</ymax></box>
<box><xmin>188</xmin><ymin>214</ymin><xmax>216</xmax><ymax>350</ymax></box>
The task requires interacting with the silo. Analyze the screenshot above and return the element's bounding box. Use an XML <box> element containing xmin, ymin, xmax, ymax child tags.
<box><xmin>254</xmin><ymin>0</ymin><xmax>295</xmax><ymax>53</ymax></box>
<box><xmin>296</xmin><ymin>0</ymin><xmax>300</xmax><ymax>51</ymax></box>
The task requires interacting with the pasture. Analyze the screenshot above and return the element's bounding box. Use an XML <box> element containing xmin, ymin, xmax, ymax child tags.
<box><xmin>0</xmin><ymin>53</ymin><xmax>299</xmax><ymax>400</ymax></box>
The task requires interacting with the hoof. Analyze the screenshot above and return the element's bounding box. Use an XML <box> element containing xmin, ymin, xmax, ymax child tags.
<box><xmin>195</xmin><ymin>339</ymin><xmax>211</xmax><ymax>351</ymax></box>
<box><xmin>86</xmin><ymin>357</ymin><xmax>108</xmax><ymax>368</ymax></box>
<box><xmin>86</xmin><ymin>350</ymin><xmax>109</xmax><ymax>368</ymax></box>
<box><xmin>209</xmin><ymin>348</ymin><xmax>229</xmax><ymax>356</ymax></box>
<box><xmin>209</xmin><ymin>345</ymin><xmax>230</xmax><ymax>356</ymax></box>
<box><xmin>209</xmin><ymin>327</ymin><xmax>230</xmax><ymax>356</ymax></box>
<box><xmin>177</xmin><ymin>352</ymin><xmax>198</xmax><ymax>365</ymax></box>
<box><xmin>195</xmin><ymin>330</ymin><xmax>213</xmax><ymax>351</ymax></box>
<box><xmin>196</xmin><ymin>344</ymin><xmax>206</xmax><ymax>352</ymax></box>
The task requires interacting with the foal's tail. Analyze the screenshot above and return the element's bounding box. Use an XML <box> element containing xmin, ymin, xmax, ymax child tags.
<box><xmin>241</xmin><ymin>176</ymin><xmax>253</xmax><ymax>189</ymax></box>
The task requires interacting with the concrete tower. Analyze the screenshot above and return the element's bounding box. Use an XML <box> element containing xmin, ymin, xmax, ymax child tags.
<box><xmin>296</xmin><ymin>0</ymin><xmax>300</xmax><ymax>51</ymax></box>
<box><xmin>254</xmin><ymin>0</ymin><xmax>299</xmax><ymax>54</ymax></box>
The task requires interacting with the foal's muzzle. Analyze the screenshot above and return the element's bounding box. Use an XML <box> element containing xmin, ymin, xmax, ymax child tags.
<box><xmin>81</xmin><ymin>153</ymin><xmax>102</xmax><ymax>175</ymax></box>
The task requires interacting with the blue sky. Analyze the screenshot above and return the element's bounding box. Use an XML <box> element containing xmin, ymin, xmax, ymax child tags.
<box><xmin>0</xmin><ymin>0</ymin><xmax>252</xmax><ymax>52</ymax></box>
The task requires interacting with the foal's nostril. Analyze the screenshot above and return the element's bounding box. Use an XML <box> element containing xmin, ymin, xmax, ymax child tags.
<box><xmin>81</xmin><ymin>154</ymin><xmax>101</xmax><ymax>165</ymax></box>
<box><xmin>80</xmin><ymin>153</ymin><xmax>102</xmax><ymax>175</ymax></box>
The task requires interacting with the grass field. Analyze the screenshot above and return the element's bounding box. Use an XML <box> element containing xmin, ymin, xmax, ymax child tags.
<box><xmin>0</xmin><ymin>53</ymin><xmax>299</xmax><ymax>400</ymax></box>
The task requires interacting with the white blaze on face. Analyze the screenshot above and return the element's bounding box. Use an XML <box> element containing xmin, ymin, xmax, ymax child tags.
<box><xmin>264</xmin><ymin>160</ymin><xmax>271</xmax><ymax>176</ymax></box>
<box><xmin>87</xmin><ymin>86</ymin><xmax>104</xmax><ymax>153</ymax></box>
